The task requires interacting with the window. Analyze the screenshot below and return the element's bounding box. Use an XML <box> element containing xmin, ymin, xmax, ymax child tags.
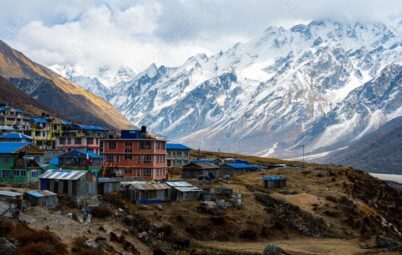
<box><xmin>125</xmin><ymin>155</ymin><xmax>132</xmax><ymax>160</ymax></box>
<box><xmin>87</xmin><ymin>138</ymin><xmax>93</xmax><ymax>145</ymax></box>
<box><xmin>144</xmin><ymin>155</ymin><xmax>152</xmax><ymax>163</ymax></box>
<box><xmin>67</xmin><ymin>138</ymin><xmax>71</xmax><ymax>145</ymax></box>
<box><xmin>106</xmin><ymin>155</ymin><xmax>113</xmax><ymax>162</ymax></box>
<box><xmin>0</xmin><ymin>156</ymin><xmax>10</xmax><ymax>165</ymax></box>
<box><xmin>139</xmin><ymin>141</ymin><xmax>151</xmax><ymax>149</ymax></box>
<box><xmin>125</xmin><ymin>142</ymin><xmax>132</xmax><ymax>147</ymax></box>
<box><xmin>59</xmin><ymin>138</ymin><xmax>65</xmax><ymax>145</ymax></box>
<box><xmin>109</xmin><ymin>141</ymin><xmax>116</xmax><ymax>149</ymax></box>
<box><xmin>125</xmin><ymin>149</ymin><xmax>132</xmax><ymax>153</ymax></box>
<box><xmin>75</xmin><ymin>138</ymin><xmax>81</xmax><ymax>145</ymax></box>
<box><xmin>144</xmin><ymin>169</ymin><xmax>151</xmax><ymax>176</ymax></box>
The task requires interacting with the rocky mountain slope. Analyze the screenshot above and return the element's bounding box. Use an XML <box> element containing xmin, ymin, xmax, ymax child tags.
<box><xmin>321</xmin><ymin>115</ymin><xmax>402</xmax><ymax>174</ymax></box>
<box><xmin>55</xmin><ymin>19</ymin><xmax>402</xmax><ymax>159</ymax></box>
<box><xmin>0</xmin><ymin>75</ymin><xmax>56</xmax><ymax>117</ymax></box>
<box><xmin>0</xmin><ymin>40</ymin><xmax>131</xmax><ymax>129</ymax></box>
<box><xmin>49</xmin><ymin>64</ymin><xmax>137</xmax><ymax>100</ymax></box>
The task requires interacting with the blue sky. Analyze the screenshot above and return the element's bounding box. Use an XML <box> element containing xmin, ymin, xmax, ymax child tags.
<box><xmin>1</xmin><ymin>0</ymin><xmax>401</xmax><ymax>74</ymax></box>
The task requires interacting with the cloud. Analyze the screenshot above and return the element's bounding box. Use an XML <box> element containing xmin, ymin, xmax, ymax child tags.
<box><xmin>1</xmin><ymin>0</ymin><xmax>402</xmax><ymax>75</ymax></box>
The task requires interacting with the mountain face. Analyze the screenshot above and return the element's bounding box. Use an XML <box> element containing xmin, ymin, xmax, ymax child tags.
<box><xmin>55</xmin><ymin>19</ymin><xmax>402</xmax><ymax>159</ymax></box>
<box><xmin>0</xmin><ymin>75</ymin><xmax>55</xmax><ymax>117</ymax></box>
<box><xmin>49</xmin><ymin>64</ymin><xmax>136</xmax><ymax>100</ymax></box>
<box><xmin>321</xmin><ymin>115</ymin><xmax>402</xmax><ymax>174</ymax></box>
<box><xmin>0</xmin><ymin>40</ymin><xmax>132</xmax><ymax>129</ymax></box>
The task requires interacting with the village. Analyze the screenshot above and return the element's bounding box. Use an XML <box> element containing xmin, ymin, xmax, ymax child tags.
<box><xmin>1</xmin><ymin>103</ymin><xmax>402</xmax><ymax>255</ymax></box>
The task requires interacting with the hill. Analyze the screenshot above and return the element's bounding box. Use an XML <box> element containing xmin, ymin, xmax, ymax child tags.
<box><xmin>3</xmin><ymin>164</ymin><xmax>401</xmax><ymax>254</ymax></box>
<box><xmin>0</xmin><ymin>75</ymin><xmax>54</xmax><ymax>116</ymax></box>
<box><xmin>0</xmin><ymin>40</ymin><xmax>131</xmax><ymax>129</ymax></box>
<box><xmin>321</xmin><ymin>116</ymin><xmax>402</xmax><ymax>174</ymax></box>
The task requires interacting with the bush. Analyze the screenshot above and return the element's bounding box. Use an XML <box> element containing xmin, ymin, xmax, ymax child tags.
<box><xmin>239</xmin><ymin>229</ymin><xmax>258</xmax><ymax>240</ymax></box>
<box><xmin>91</xmin><ymin>206</ymin><xmax>112</xmax><ymax>218</ymax></box>
<box><xmin>18</xmin><ymin>242</ymin><xmax>58</xmax><ymax>255</ymax></box>
<box><xmin>0</xmin><ymin>217</ymin><xmax>14</xmax><ymax>237</ymax></box>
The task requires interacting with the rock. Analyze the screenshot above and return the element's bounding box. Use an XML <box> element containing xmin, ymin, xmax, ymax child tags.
<box><xmin>262</xmin><ymin>244</ymin><xmax>287</xmax><ymax>255</ymax></box>
<box><xmin>0</xmin><ymin>238</ymin><xmax>17</xmax><ymax>255</ymax></box>
<box><xmin>376</xmin><ymin>235</ymin><xmax>401</xmax><ymax>251</ymax></box>
<box><xmin>84</xmin><ymin>239</ymin><xmax>99</xmax><ymax>249</ymax></box>
<box><xmin>359</xmin><ymin>242</ymin><xmax>369</xmax><ymax>249</ymax></box>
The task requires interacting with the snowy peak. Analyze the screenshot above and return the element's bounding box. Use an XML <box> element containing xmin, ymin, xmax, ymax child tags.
<box><xmin>56</xmin><ymin>19</ymin><xmax>402</xmax><ymax>159</ymax></box>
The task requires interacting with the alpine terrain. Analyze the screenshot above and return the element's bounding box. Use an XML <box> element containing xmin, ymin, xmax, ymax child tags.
<box><xmin>54</xmin><ymin>19</ymin><xmax>402</xmax><ymax>160</ymax></box>
<box><xmin>0</xmin><ymin>40</ymin><xmax>132</xmax><ymax>129</ymax></box>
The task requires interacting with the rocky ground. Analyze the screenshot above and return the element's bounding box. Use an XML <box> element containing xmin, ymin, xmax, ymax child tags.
<box><xmin>1</xmin><ymin>165</ymin><xmax>402</xmax><ymax>254</ymax></box>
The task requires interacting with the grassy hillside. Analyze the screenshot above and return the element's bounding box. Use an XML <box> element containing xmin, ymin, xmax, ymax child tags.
<box><xmin>190</xmin><ymin>149</ymin><xmax>315</xmax><ymax>167</ymax></box>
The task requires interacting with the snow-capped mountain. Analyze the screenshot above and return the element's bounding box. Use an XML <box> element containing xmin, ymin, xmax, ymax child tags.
<box><xmin>50</xmin><ymin>64</ymin><xmax>136</xmax><ymax>99</ymax></box>
<box><xmin>57</xmin><ymin>19</ymin><xmax>402</xmax><ymax>158</ymax></box>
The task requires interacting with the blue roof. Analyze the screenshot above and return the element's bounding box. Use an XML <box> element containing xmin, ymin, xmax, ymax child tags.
<box><xmin>0</xmin><ymin>132</ymin><xmax>33</xmax><ymax>141</ymax></box>
<box><xmin>0</xmin><ymin>142</ymin><xmax>30</xmax><ymax>153</ymax></box>
<box><xmin>32</xmin><ymin>117</ymin><xmax>47</xmax><ymax>124</ymax></box>
<box><xmin>15</xmin><ymin>108</ymin><xmax>23</xmax><ymax>113</ymax></box>
<box><xmin>74</xmin><ymin>125</ymin><xmax>108</xmax><ymax>131</ymax></box>
<box><xmin>26</xmin><ymin>191</ymin><xmax>45</xmax><ymax>198</ymax></box>
<box><xmin>262</xmin><ymin>176</ymin><xmax>286</xmax><ymax>181</ymax></box>
<box><xmin>167</xmin><ymin>143</ymin><xmax>191</xmax><ymax>150</ymax></box>
<box><xmin>225</xmin><ymin>163</ymin><xmax>258</xmax><ymax>169</ymax></box>
<box><xmin>192</xmin><ymin>159</ymin><xmax>215</xmax><ymax>163</ymax></box>
<box><xmin>61</xmin><ymin>120</ymin><xmax>72</xmax><ymax>125</ymax></box>
<box><xmin>50</xmin><ymin>157</ymin><xmax>59</xmax><ymax>166</ymax></box>
<box><xmin>60</xmin><ymin>149</ymin><xmax>103</xmax><ymax>159</ymax></box>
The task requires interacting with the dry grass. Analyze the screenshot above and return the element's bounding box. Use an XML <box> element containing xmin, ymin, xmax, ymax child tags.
<box><xmin>91</xmin><ymin>206</ymin><xmax>112</xmax><ymax>218</ymax></box>
<box><xmin>190</xmin><ymin>149</ymin><xmax>316</xmax><ymax>167</ymax></box>
<box><xmin>0</xmin><ymin>216</ymin><xmax>67</xmax><ymax>255</ymax></box>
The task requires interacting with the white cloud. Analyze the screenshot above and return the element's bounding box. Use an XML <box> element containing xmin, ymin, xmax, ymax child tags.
<box><xmin>1</xmin><ymin>0</ymin><xmax>402</xmax><ymax>75</ymax></box>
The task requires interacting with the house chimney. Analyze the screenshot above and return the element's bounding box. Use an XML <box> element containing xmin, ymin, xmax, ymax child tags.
<box><xmin>141</xmin><ymin>126</ymin><xmax>147</xmax><ymax>133</ymax></box>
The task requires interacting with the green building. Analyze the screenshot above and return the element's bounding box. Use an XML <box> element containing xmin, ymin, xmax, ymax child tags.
<box><xmin>0</xmin><ymin>142</ymin><xmax>44</xmax><ymax>184</ymax></box>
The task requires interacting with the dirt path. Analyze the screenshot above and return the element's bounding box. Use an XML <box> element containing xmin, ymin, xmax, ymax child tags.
<box><xmin>197</xmin><ymin>238</ymin><xmax>372</xmax><ymax>255</ymax></box>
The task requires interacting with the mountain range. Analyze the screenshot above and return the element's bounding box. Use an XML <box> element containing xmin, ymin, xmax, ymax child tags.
<box><xmin>53</xmin><ymin>19</ymin><xmax>402</xmax><ymax>167</ymax></box>
<box><xmin>0</xmin><ymin>40</ymin><xmax>131</xmax><ymax>129</ymax></box>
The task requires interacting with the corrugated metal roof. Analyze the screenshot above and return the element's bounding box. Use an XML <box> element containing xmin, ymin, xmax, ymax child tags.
<box><xmin>166</xmin><ymin>143</ymin><xmax>191</xmax><ymax>150</ymax></box>
<box><xmin>98</xmin><ymin>178</ymin><xmax>121</xmax><ymax>183</ymax></box>
<box><xmin>165</xmin><ymin>181</ymin><xmax>202</xmax><ymax>192</ymax></box>
<box><xmin>165</xmin><ymin>181</ymin><xmax>193</xmax><ymax>187</ymax></box>
<box><xmin>26</xmin><ymin>190</ymin><xmax>57</xmax><ymax>198</ymax></box>
<box><xmin>0</xmin><ymin>142</ymin><xmax>30</xmax><ymax>153</ymax></box>
<box><xmin>186</xmin><ymin>162</ymin><xmax>219</xmax><ymax>169</ymax></box>
<box><xmin>0</xmin><ymin>132</ymin><xmax>32</xmax><ymax>140</ymax></box>
<box><xmin>39</xmin><ymin>170</ymin><xmax>89</xmax><ymax>180</ymax></box>
<box><xmin>121</xmin><ymin>181</ymin><xmax>170</xmax><ymax>191</ymax></box>
<box><xmin>0</xmin><ymin>190</ymin><xmax>23</xmax><ymax>197</ymax></box>
<box><xmin>60</xmin><ymin>149</ymin><xmax>102</xmax><ymax>159</ymax></box>
<box><xmin>225</xmin><ymin>163</ymin><xmax>259</xmax><ymax>169</ymax></box>
<box><xmin>191</xmin><ymin>159</ymin><xmax>215</xmax><ymax>163</ymax></box>
<box><xmin>262</xmin><ymin>175</ymin><xmax>286</xmax><ymax>181</ymax></box>
<box><xmin>174</xmin><ymin>186</ymin><xmax>203</xmax><ymax>192</ymax></box>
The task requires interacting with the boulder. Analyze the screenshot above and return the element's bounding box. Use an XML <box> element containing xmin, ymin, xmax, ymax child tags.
<box><xmin>262</xmin><ymin>244</ymin><xmax>287</xmax><ymax>255</ymax></box>
<box><xmin>376</xmin><ymin>235</ymin><xmax>401</xmax><ymax>251</ymax></box>
<box><xmin>0</xmin><ymin>238</ymin><xmax>17</xmax><ymax>255</ymax></box>
<box><xmin>84</xmin><ymin>239</ymin><xmax>99</xmax><ymax>249</ymax></box>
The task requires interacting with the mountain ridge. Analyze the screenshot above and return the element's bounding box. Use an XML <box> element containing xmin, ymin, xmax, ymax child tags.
<box><xmin>48</xmin><ymin>19</ymin><xmax>402</xmax><ymax>162</ymax></box>
<box><xmin>0</xmin><ymin>40</ymin><xmax>132</xmax><ymax>129</ymax></box>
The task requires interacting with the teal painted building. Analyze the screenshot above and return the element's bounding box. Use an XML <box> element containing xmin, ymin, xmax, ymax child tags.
<box><xmin>0</xmin><ymin>142</ymin><xmax>44</xmax><ymax>184</ymax></box>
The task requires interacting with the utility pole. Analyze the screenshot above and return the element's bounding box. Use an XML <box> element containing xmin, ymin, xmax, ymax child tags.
<box><xmin>197</xmin><ymin>147</ymin><xmax>200</xmax><ymax>160</ymax></box>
